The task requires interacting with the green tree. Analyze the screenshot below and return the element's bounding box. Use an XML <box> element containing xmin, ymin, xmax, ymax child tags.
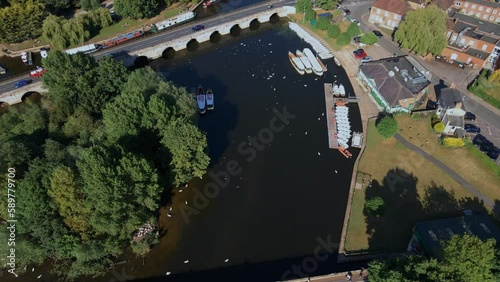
<box><xmin>43</xmin><ymin>139</ymin><xmax>66</xmax><ymax>163</ymax></box>
<box><xmin>336</xmin><ymin>32</ymin><xmax>351</xmax><ymax>46</ymax></box>
<box><xmin>364</xmin><ymin>196</ymin><xmax>385</xmax><ymax>217</ymax></box>
<box><xmin>295</xmin><ymin>0</ymin><xmax>312</xmax><ymax>13</ymax></box>
<box><xmin>394</xmin><ymin>5</ymin><xmax>447</xmax><ymax>56</ymax></box>
<box><xmin>360</xmin><ymin>33</ymin><xmax>378</xmax><ymax>45</ymax></box>
<box><xmin>0</xmin><ymin>0</ymin><xmax>48</xmax><ymax>43</ymax></box>
<box><xmin>316</xmin><ymin>0</ymin><xmax>336</xmax><ymax>10</ymax></box>
<box><xmin>42</xmin><ymin>14</ymin><xmax>68</xmax><ymax>50</ymax></box>
<box><xmin>376</xmin><ymin>115</ymin><xmax>398</xmax><ymax>138</ymax></box>
<box><xmin>346</xmin><ymin>22</ymin><xmax>360</xmax><ymax>37</ymax></box>
<box><xmin>79</xmin><ymin>0</ymin><xmax>99</xmax><ymax>10</ymax></box>
<box><xmin>327</xmin><ymin>24</ymin><xmax>341</xmax><ymax>38</ymax></box>
<box><xmin>304</xmin><ymin>7</ymin><xmax>316</xmax><ymax>22</ymax></box>
<box><xmin>41</xmin><ymin>0</ymin><xmax>76</xmax><ymax>15</ymax></box>
<box><xmin>316</xmin><ymin>16</ymin><xmax>330</xmax><ymax>30</ymax></box>
<box><xmin>114</xmin><ymin>0</ymin><xmax>160</xmax><ymax>19</ymax></box>
<box><xmin>488</xmin><ymin>69</ymin><xmax>500</xmax><ymax>85</ymax></box>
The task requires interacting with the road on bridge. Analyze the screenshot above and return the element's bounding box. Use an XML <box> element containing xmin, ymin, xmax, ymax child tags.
<box><xmin>0</xmin><ymin>0</ymin><xmax>296</xmax><ymax>96</ymax></box>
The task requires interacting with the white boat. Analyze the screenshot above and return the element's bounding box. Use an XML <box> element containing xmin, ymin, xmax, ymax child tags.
<box><xmin>334</xmin><ymin>57</ymin><xmax>341</xmax><ymax>66</ymax></box>
<box><xmin>288</xmin><ymin>51</ymin><xmax>305</xmax><ymax>75</ymax></box>
<box><xmin>21</xmin><ymin>52</ymin><xmax>28</xmax><ymax>63</ymax></box>
<box><xmin>338</xmin><ymin>84</ymin><xmax>346</xmax><ymax>97</ymax></box>
<box><xmin>332</xmin><ymin>84</ymin><xmax>340</xmax><ymax>96</ymax></box>
<box><xmin>296</xmin><ymin>50</ymin><xmax>312</xmax><ymax>74</ymax></box>
<box><xmin>303</xmin><ymin>48</ymin><xmax>323</xmax><ymax>76</ymax></box>
<box><xmin>197</xmin><ymin>85</ymin><xmax>206</xmax><ymax>114</ymax></box>
<box><xmin>206</xmin><ymin>89</ymin><xmax>214</xmax><ymax>110</ymax></box>
<box><xmin>154</xmin><ymin>12</ymin><xmax>196</xmax><ymax>31</ymax></box>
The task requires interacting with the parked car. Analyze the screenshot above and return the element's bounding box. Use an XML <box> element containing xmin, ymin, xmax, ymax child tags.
<box><xmin>345</xmin><ymin>9</ymin><xmax>351</xmax><ymax>15</ymax></box>
<box><xmin>192</xmin><ymin>25</ymin><xmax>205</xmax><ymax>32</ymax></box>
<box><xmin>480</xmin><ymin>140</ymin><xmax>494</xmax><ymax>152</ymax></box>
<box><xmin>464</xmin><ymin>112</ymin><xmax>476</xmax><ymax>121</ymax></box>
<box><xmin>473</xmin><ymin>134</ymin><xmax>487</xmax><ymax>146</ymax></box>
<box><xmin>464</xmin><ymin>124</ymin><xmax>481</xmax><ymax>133</ymax></box>
<box><xmin>373</xmin><ymin>30</ymin><xmax>383</xmax><ymax>38</ymax></box>
<box><xmin>355</xmin><ymin>52</ymin><xmax>368</xmax><ymax>59</ymax></box>
<box><xmin>487</xmin><ymin>146</ymin><xmax>500</xmax><ymax>160</ymax></box>
<box><xmin>353</xmin><ymin>36</ymin><xmax>361</xmax><ymax>43</ymax></box>
<box><xmin>353</xmin><ymin>49</ymin><xmax>364</xmax><ymax>54</ymax></box>
<box><xmin>14</xmin><ymin>80</ymin><xmax>28</xmax><ymax>89</ymax></box>
<box><xmin>361</xmin><ymin>56</ymin><xmax>372</xmax><ymax>63</ymax></box>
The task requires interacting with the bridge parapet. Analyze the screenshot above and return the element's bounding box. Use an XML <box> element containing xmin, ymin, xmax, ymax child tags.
<box><xmin>0</xmin><ymin>83</ymin><xmax>46</xmax><ymax>106</ymax></box>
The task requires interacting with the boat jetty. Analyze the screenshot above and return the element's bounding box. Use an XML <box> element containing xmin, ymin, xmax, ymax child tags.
<box><xmin>288</xmin><ymin>23</ymin><xmax>334</xmax><ymax>59</ymax></box>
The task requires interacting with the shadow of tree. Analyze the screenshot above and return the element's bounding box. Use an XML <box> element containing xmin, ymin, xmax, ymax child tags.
<box><xmin>365</xmin><ymin>171</ymin><xmax>491</xmax><ymax>252</ymax></box>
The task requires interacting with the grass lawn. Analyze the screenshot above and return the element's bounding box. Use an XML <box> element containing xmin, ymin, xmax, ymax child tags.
<box><xmin>468</xmin><ymin>79</ymin><xmax>500</xmax><ymax>109</ymax></box>
<box><xmin>396</xmin><ymin>114</ymin><xmax>500</xmax><ymax>200</ymax></box>
<box><xmin>344</xmin><ymin>120</ymin><xmax>486</xmax><ymax>253</ymax></box>
<box><xmin>0</xmin><ymin>37</ymin><xmax>50</xmax><ymax>53</ymax></box>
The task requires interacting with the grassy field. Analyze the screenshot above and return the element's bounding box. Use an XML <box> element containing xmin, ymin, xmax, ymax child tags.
<box><xmin>396</xmin><ymin>114</ymin><xmax>500</xmax><ymax>200</ymax></box>
<box><xmin>344</xmin><ymin>120</ymin><xmax>486</xmax><ymax>253</ymax></box>
<box><xmin>468</xmin><ymin>78</ymin><xmax>500</xmax><ymax>109</ymax></box>
<box><xmin>0</xmin><ymin>37</ymin><xmax>50</xmax><ymax>53</ymax></box>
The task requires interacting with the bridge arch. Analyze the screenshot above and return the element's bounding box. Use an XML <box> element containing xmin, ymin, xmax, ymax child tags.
<box><xmin>210</xmin><ymin>31</ymin><xmax>221</xmax><ymax>43</ymax></box>
<box><xmin>230</xmin><ymin>24</ymin><xmax>241</xmax><ymax>37</ymax></box>
<box><xmin>134</xmin><ymin>56</ymin><xmax>150</xmax><ymax>67</ymax></box>
<box><xmin>269</xmin><ymin>13</ymin><xmax>280</xmax><ymax>23</ymax></box>
<box><xmin>186</xmin><ymin>39</ymin><xmax>199</xmax><ymax>51</ymax></box>
<box><xmin>162</xmin><ymin>47</ymin><xmax>176</xmax><ymax>59</ymax></box>
<box><xmin>0</xmin><ymin>101</ymin><xmax>10</xmax><ymax>108</ymax></box>
<box><xmin>21</xmin><ymin>91</ymin><xmax>41</xmax><ymax>102</ymax></box>
<box><xmin>249</xmin><ymin>19</ymin><xmax>260</xmax><ymax>30</ymax></box>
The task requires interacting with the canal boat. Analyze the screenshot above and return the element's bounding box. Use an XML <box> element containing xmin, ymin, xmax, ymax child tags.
<box><xmin>197</xmin><ymin>85</ymin><xmax>206</xmax><ymax>114</ymax></box>
<box><xmin>288</xmin><ymin>51</ymin><xmax>305</xmax><ymax>75</ymax></box>
<box><xmin>65</xmin><ymin>44</ymin><xmax>103</xmax><ymax>55</ymax></box>
<box><xmin>103</xmin><ymin>30</ymin><xmax>144</xmax><ymax>48</ymax></box>
<box><xmin>303</xmin><ymin>48</ymin><xmax>323</xmax><ymax>76</ymax></box>
<box><xmin>29</xmin><ymin>66</ymin><xmax>47</xmax><ymax>78</ymax></box>
<box><xmin>203</xmin><ymin>0</ymin><xmax>220</xmax><ymax>8</ymax></box>
<box><xmin>154</xmin><ymin>12</ymin><xmax>196</xmax><ymax>32</ymax></box>
<box><xmin>206</xmin><ymin>89</ymin><xmax>214</xmax><ymax>110</ymax></box>
<box><xmin>338</xmin><ymin>84</ymin><xmax>346</xmax><ymax>97</ymax></box>
<box><xmin>27</xmin><ymin>52</ymin><xmax>33</xmax><ymax>65</ymax></box>
<box><xmin>296</xmin><ymin>50</ymin><xmax>312</xmax><ymax>74</ymax></box>
<box><xmin>21</xmin><ymin>52</ymin><xmax>28</xmax><ymax>63</ymax></box>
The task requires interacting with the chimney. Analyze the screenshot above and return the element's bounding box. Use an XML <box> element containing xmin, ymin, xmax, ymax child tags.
<box><xmin>455</xmin><ymin>102</ymin><xmax>462</xmax><ymax>109</ymax></box>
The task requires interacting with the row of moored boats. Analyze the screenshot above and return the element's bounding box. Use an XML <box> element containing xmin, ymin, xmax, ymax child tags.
<box><xmin>196</xmin><ymin>85</ymin><xmax>214</xmax><ymax>114</ymax></box>
<box><xmin>288</xmin><ymin>23</ymin><xmax>334</xmax><ymax>60</ymax></box>
<box><xmin>288</xmin><ymin>48</ymin><xmax>326</xmax><ymax>76</ymax></box>
<box><xmin>335</xmin><ymin>102</ymin><xmax>352</xmax><ymax>158</ymax></box>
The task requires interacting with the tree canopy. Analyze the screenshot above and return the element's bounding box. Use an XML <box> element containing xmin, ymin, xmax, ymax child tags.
<box><xmin>376</xmin><ymin>115</ymin><xmax>398</xmax><ymax>138</ymax></box>
<box><xmin>346</xmin><ymin>22</ymin><xmax>360</xmax><ymax>37</ymax></box>
<box><xmin>0</xmin><ymin>0</ymin><xmax>47</xmax><ymax>43</ymax></box>
<box><xmin>336</xmin><ymin>33</ymin><xmax>351</xmax><ymax>46</ymax></box>
<box><xmin>327</xmin><ymin>24</ymin><xmax>341</xmax><ymax>39</ymax></box>
<box><xmin>394</xmin><ymin>5</ymin><xmax>447</xmax><ymax>56</ymax></box>
<box><xmin>360</xmin><ymin>33</ymin><xmax>378</xmax><ymax>45</ymax></box>
<box><xmin>114</xmin><ymin>0</ymin><xmax>160</xmax><ymax>19</ymax></box>
<box><xmin>295</xmin><ymin>0</ymin><xmax>312</xmax><ymax>13</ymax></box>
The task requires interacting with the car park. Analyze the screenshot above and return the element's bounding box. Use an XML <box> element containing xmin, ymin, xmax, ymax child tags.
<box><xmin>487</xmin><ymin>147</ymin><xmax>500</xmax><ymax>160</ymax></box>
<box><xmin>373</xmin><ymin>30</ymin><xmax>383</xmax><ymax>38</ymax></box>
<box><xmin>192</xmin><ymin>25</ymin><xmax>205</xmax><ymax>32</ymax></box>
<box><xmin>361</xmin><ymin>56</ymin><xmax>372</xmax><ymax>63</ymax></box>
<box><xmin>355</xmin><ymin>52</ymin><xmax>368</xmax><ymax>59</ymax></box>
<box><xmin>473</xmin><ymin>134</ymin><xmax>486</xmax><ymax>146</ymax></box>
<box><xmin>464</xmin><ymin>124</ymin><xmax>481</xmax><ymax>133</ymax></box>
<box><xmin>464</xmin><ymin>112</ymin><xmax>476</xmax><ymax>121</ymax></box>
<box><xmin>480</xmin><ymin>140</ymin><xmax>494</xmax><ymax>152</ymax></box>
<box><xmin>14</xmin><ymin>80</ymin><xmax>28</xmax><ymax>89</ymax></box>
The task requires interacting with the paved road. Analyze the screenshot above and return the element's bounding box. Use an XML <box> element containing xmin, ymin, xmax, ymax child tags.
<box><xmin>394</xmin><ymin>133</ymin><xmax>497</xmax><ymax>212</ymax></box>
<box><xmin>0</xmin><ymin>0</ymin><xmax>296</xmax><ymax>95</ymax></box>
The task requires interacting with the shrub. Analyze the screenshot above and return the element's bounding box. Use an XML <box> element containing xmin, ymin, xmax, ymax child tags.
<box><xmin>360</xmin><ymin>33</ymin><xmax>379</xmax><ymax>45</ymax></box>
<box><xmin>443</xmin><ymin>137</ymin><xmax>465</xmax><ymax>148</ymax></box>
<box><xmin>336</xmin><ymin>32</ymin><xmax>351</xmax><ymax>46</ymax></box>
<box><xmin>316</xmin><ymin>17</ymin><xmax>330</xmax><ymax>30</ymax></box>
<box><xmin>304</xmin><ymin>8</ymin><xmax>316</xmax><ymax>22</ymax></box>
<box><xmin>376</xmin><ymin>115</ymin><xmax>398</xmax><ymax>138</ymax></box>
<box><xmin>327</xmin><ymin>24</ymin><xmax>341</xmax><ymax>38</ymax></box>
<box><xmin>346</xmin><ymin>22</ymin><xmax>361</xmax><ymax>37</ymax></box>
<box><xmin>433</xmin><ymin>122</ymin><xmax>445</xmax><ymax>133</ymax></box>
<box><xmin>364</xmin><ymin>196</ymin><xmax>385</xmax><ymax>217</ymax></box>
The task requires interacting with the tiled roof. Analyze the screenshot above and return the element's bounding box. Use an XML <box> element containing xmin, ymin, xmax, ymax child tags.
<box><xmin>438</xmin><ymin>88</ymin><xmax>462</xmax><ymax>109</ymax></box>
<box><xmin>461</xmin><ymin>0</ymin><xmax>500</xmax><ymax>8</ymax></box>
<box><xmin>372</xmin><ymin>0</ymin><xmax>413</xmax><ymax>16</ymax></box>
<box><xmin>449</xmin><ymin>11</ymin><xmax>500</xmax><ymax>35</ymax></box>
<box><xmin>464</xmin><ymin>47</ymin><xmax>491</xmax><ymax>59</ymax></box>
<box><xmin>432</xmin><ymin>0</ymin><xmax>455</xmax><ymax>10</ymax></box>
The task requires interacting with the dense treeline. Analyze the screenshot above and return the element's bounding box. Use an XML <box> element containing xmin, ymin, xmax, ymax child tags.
<box><xmin>0</xmin><ymin>52</ymin><xmax>209</xmax><ymax>278</ymax></box>
<box><xmin>0</xmin><ymin>0</ymin><xmax>48</xmax><ymax>43</ymax></box>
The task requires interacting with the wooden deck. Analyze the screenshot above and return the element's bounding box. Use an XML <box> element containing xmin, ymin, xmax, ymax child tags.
<box><xmin>324</xmin><ymin>83</ymin><xmax>338</xmax><ymax>149</ymax></box>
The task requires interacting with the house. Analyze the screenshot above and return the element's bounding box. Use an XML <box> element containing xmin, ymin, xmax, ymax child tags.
<box><xmin>369</xmin><ymin>0</ymin><xmax>414</xmax><ymax>30</ymax></box>
<box><xmin>439</xmin><ymin>106</ymin><xmax>466</xmax><ymax>137</ymax></box>
<box><xmin>357</xmin><ymin>56</ymin><xmax>432</xmax><ymax>113</ymax></box>
<box><xmin>453</xmin><ymin>0</ymin><xmax>500</xmax><ymax>23</ymax></box>
<box><xmin>407</xmin><ymin>0</ymin><xmax>427</xmax><ymax>9</ymax></box>
<box><xmin>441</xmin><ymin>12</ymin><xmax>500</xmax><ymax>69</ymax></box>
<box><xmin>437</xmin><ymin>87</ymin><xmax>463</xmax><ymax>109</ymax></box>
<box><xmin>412</xmin><ymin>214</ymin><xmax>500</xmax><ymax>259</ymax></box>
<box><xmin>431</xmin><ymin>0</ymin><xmax>455</xmax><ymax>11</ymax></box>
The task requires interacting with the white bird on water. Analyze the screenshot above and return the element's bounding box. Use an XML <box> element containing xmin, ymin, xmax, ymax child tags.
<box><xmin>169</xmin><ymin>206</ymin><xmax>173</xmax><ymax>211</ymax></box>
<box><xmin>305</xmin><ymin>131</ymin><xmax>308</xmax><ymax>135</ymax></box>
<box><xmin>335</xmin><ymin>170</ymin><xmax>338</xmax><ymax>173</ymax></box>
<box><xmin>318</xmin><ymin>152</ymin><xmax>321</xmax><ymax>156</ymax></box>
<box><xmin>224</xmin><ymin>258</ymin><xmax>229</xmax><ymax>263</ymax></box>
<box><xmin>32</xmin><ymin>268</ymin><xmax>35</xmax><ymax>272</ymax></box>
<box><xmin>37</xmin><ymin>275</ymin><xmax>42</xmax><ymax>279</ymax></box>
<box><xmin>185</xmin><ymin>183</ymin><xmax>188</xmax><ymax>187</ymax></box>
<box><xmin>167</xmin><ymin>213</ymin><xmax>172</xmax><ymax>218</ymax></box>
<box><xmin>184</xmin><ymin>259</ymin><xmax>190</xmax><ymax>264</ymax></box>
<box><xmin>185</xmin><ymin>201</ymin><xmax>188</xmax><ymax>205</ymax></box>
<box><xmin>166</xmin><ymin>272</ymin><xmax>171</xmax><ymax>275</ymax></box>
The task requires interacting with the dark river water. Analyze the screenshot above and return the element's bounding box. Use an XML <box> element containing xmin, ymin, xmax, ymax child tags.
<box><xmin>6</xmin><ymin>19</ymin><xmax>366</xmax><ymax>282</ymax></box>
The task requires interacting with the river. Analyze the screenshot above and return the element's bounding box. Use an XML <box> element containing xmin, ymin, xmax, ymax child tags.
<box><xmin>5</xmin><ymin>17</ymin><xmax>366</xmax><ymax>282</ymax></box>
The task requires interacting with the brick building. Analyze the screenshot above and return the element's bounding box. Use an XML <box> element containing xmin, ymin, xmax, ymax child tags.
<box><xmin>369</xmin><ymin>0</ymin><xmax>414</xmax><ymax>30</ymax></box>
<box><xmin>453</xmin><ymin>0</ymin><xmax>500</xmax><ymax>23</ymax></box>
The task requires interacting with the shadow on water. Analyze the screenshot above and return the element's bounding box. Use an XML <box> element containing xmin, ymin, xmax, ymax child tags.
<box><xmin>364</xmin><ymin>168</ymin><xmax>489</xmax><ymax>252</ymax></box>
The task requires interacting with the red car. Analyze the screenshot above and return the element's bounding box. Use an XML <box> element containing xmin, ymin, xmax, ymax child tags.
<box><xmin>355</xmin><ymin>52</ymin><xmax>368</xmax><ymax>59</ymax></box>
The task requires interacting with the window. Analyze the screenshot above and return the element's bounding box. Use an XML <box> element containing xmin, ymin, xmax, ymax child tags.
<box><xmin>483</xmin><ymin>14</ymin><xmax>488</xmax><ymax>19</ymax></box>
<box><xmin>455</xmin><ymin>2</ymin><xmax>461</xmax><ymax>6</ymax></box>
<box><xmin>460</xmin><ymin>38</ymin><xmax>466</xmax><ymax>45</ymax></box>
<box><xmin>476</xmin><ymin>12</ymin><xmax>481</xmax><ymax>17</ymax></box>
<box><xmin>491</xmin><ymin>16</ymin><xmax>495</xmax><ymax>21</ymax></box>
<box><xmin>469</xmin><ymin>40</ymin><xmax>475</xmax><ymax>46</ymax></box>
<box><xmin>493</xmin><ymin>9</ymin><xmax>497</xmax><ymax>14</ymax></box>
<box><xmin>482</xmin><ymin>44</ymin><xmax>488</xmax><ymax>50</ymax></box>
<box><xmin>472</xmin><ymin>4</ymin><xmax>476</xmax><ymax>9</ymax></box>
<box><xmin>479</xmin><ymin>6</ymin><xmax>483</xmax><ymax>11</ymax></box>
<box><xmin>377</xmin><ymin>8</ymin><xmax>381</xmax><ymax>14</ymax></box>
<box><xmin>486</xmin><ymin>8</ymin><xmax>491</xmax><ymax>12</ymax></box>
<box><xmin>469</xmin><ymin>11</ymin><xmax>474</xmax><ymax>15</ymax></box>
<box><xmin>394</xmin><ymin>13</ymin><xmax>398</xmax><ymax>20</ymax></box>
<box><xmin>451</xmin><ymin>35</ymin><xmax>457</xmax><ymax>41</ymax></box>
<box><xmin>465</xmin><ymin>3</ymin><xmax>469</xmax><ymax>7</ymax></box>
<box><xmin>385</xmin><ymin>11</ymin><xmax>389</xmax><ymax>17</ymax></box>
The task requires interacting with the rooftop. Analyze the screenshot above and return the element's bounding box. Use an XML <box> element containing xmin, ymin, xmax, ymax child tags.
<box><xmin>372</xmin><ymin>0</ymin><xmax>413</xmax><ymax>16</ymax></box>
<box><xmin>415</xmin><ymin>214</ymin><xmax>500</xmax><ymax>258</ymax></box>
<box><xmin>432</xmin><ymin>0</ymin><xmax>455</xmax><ymax>10</ymax></box>
<box><xmin>460</xmin><ymin>0</ymin><xmax>500</xmax><ymax>8</ymax></box>
<box><xmin>464</xmin><ymin>47</ymin><xmax>491</xmax><ymax>59</ymax></box>
<box><xmin>449</xmin><ymin>11</ymin><xmax>500</xmax><ymax>35</ymax></box>
<box><xmin>438</xmin><ymin>87</ymin><xmax>463</xmax><ymax>109</ymax></box>
<box><xmin>360</xmin><ymin>56</ymin><xmax>431</xmax><ymax>106</ymax></box>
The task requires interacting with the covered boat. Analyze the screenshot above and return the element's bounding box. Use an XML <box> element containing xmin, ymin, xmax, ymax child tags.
<box><xmin>206</xmin><ymin>89</ymin><xmax>214</xmax><ymax>110</ymax></box>
<box><xmin>197</xmin><ymin>85</ymin><xmax>206</xmax><ymax>114</ymax></box>
<box><xmin>288</xmin><ymin>51</ymin><xmax>306</xmax><ymax>75</ymax></box>
<box><xmin>296</xmin><ymin>49</ymin><xmax>312</xmax><ymax>74</ymax></box>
